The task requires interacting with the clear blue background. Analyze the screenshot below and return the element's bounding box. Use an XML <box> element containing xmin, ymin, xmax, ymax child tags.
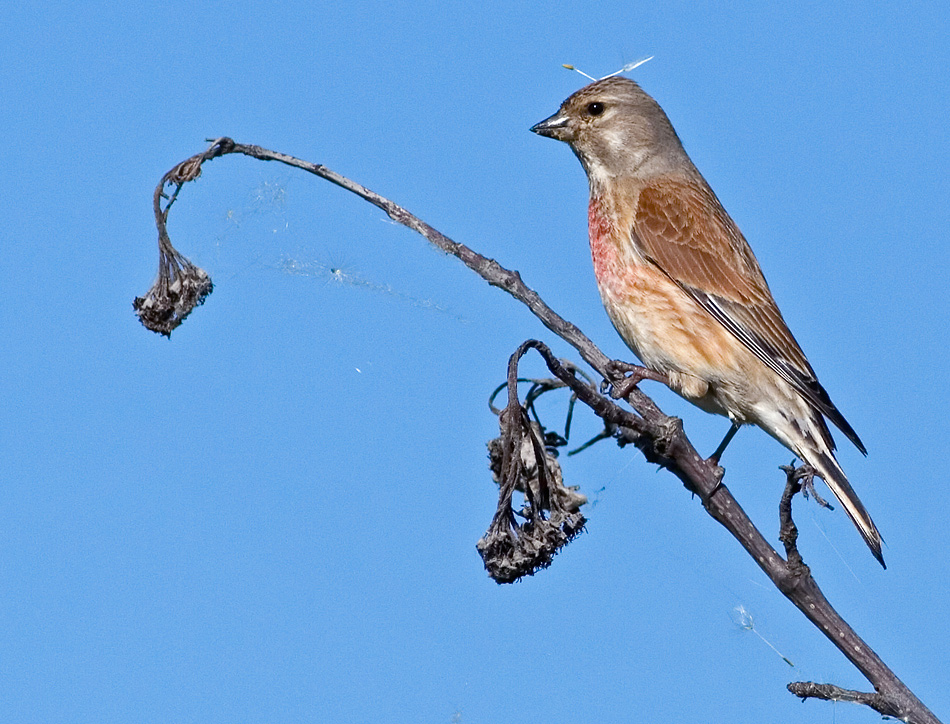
<box><xmin>2</xmin><ymin>2</ymin><xmax>948</xmax><ymax>722</ymax></box>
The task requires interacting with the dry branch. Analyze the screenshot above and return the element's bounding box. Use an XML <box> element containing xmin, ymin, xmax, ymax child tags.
<box><xmin>136</xmin><ymin>138</ymin><xmax>942</xmax><ymax>724</ymax></box>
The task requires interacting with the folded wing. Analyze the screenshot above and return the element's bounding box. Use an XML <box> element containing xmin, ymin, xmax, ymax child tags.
<box><xmin>632</xmin><ymin>177</ymin><xmax>865</xmax><ymax>455</ymax></box>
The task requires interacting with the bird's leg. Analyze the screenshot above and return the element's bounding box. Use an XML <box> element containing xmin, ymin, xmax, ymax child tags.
<box><xmin>701</xmin><ymin>423</ymin><xmax>742</xmax><ymax>503</ymax></box>
<box><xmin>603</xmin><ymin>360</ymin><xmax>669</xmax><ymax>400</ymax></box>
<box><xmin>708</xmin><ymin>422</ymin><xmax>741</xmax><ymax>464</ymax></box>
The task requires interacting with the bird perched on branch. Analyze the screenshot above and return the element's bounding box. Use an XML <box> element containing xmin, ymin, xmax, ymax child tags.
<box><xmin>531</xmin><ymin>76</ymin><xmax>884</xmax><ymax>567</ymax></box>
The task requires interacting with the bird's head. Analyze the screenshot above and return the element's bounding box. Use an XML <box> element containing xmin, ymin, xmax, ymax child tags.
<box><xmin>531</xmin><ymin>76</ymin><xmax>686</xmax><ymax>185</ymax></box>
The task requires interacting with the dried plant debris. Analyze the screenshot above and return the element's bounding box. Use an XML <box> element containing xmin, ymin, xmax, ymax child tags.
<box><xmin>486</xmin><ymin>422</ymin><xmax>587</xmax><ymax>513</ymax></box>
<box><xmin>476</xmin><ymin>504</ymin><xmax>586</xmax><ymax>584</ymax></box>
<box><xmin>133</xmin><ymin>236</ymin><xmax>213</xmax><ymax>336</ymax></box>
<box><xmin>478</xmin><ymin>416</ymin><xmax>586</xmax><ymax>584</ymax></box>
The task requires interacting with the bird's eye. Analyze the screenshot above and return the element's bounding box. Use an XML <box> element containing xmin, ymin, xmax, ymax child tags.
<box><xmin>587</xmin><ymin>102</ymin><xmax>605</xmax><ymax>116</ymax></box>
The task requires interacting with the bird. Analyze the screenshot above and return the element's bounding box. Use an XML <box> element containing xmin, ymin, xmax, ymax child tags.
<box><xmin>530</xmin><ymin>76</ymin><xmax>884</xmax><ymax>567</ymax></box>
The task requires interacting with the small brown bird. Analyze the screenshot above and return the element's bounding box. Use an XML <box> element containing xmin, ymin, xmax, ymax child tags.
<box><xmin>531</xmin><ymin>76</ymin><xmax>884</xmax><ymax>567</ymax></box>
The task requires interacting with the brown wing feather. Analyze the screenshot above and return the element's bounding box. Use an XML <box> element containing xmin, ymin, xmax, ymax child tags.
<box><xmin>634</xmin><ymin>178</ymin><xmax>809</xmax><ymax>368</ymax></box>
<box><xmin>633</xmin><ymin>177</ymin><xmax>866</xmax><ymax>454</ymax></box>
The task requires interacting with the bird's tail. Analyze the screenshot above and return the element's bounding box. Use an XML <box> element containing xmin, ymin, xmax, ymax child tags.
<box><xmin>805</xmin><ymin>449</ymin><xmax>885</xmax><ymax>568</ymax></box>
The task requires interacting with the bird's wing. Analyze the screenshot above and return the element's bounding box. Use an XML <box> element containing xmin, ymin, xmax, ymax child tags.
<box><xmin>632</xmin><ymin>176</ymin><xmax>865</xmax><ymax>454</ymax></box>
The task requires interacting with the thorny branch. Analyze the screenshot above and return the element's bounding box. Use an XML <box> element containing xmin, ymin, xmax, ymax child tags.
<box><xmin>135</xmin><ymin>138</ymin><xmax>942</xmax><ymax>724</ymax></box>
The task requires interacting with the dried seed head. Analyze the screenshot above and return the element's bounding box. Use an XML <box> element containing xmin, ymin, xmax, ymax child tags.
<box><xmin>167</xmin><ymin>156</ymin><xmax>203</xmax><ymax>185</ymax></box>
<box><xmin>487</xmin><ymin>421</ymin><xmax>587</xmax><ymax>513</ymax></box>
<box><xmin>133</xmin><ymin>238</ymin><xmax>213</xmax><ymax>336</ymax></box>
<box><xmin>476</xmin><ymin>508</ymin><xmax>586</xmax><ymax>584</ymax></box>
<box><xmin>479</xmin><ymin>414</ymin><xmax>585</xmax><ymax>584</ymax></box>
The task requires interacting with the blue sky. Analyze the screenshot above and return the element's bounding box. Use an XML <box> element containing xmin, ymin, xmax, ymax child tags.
<box><xmin>2</xmin><ymin>2</ymin><xmax>948</xmax><ymax>722</ymax></box>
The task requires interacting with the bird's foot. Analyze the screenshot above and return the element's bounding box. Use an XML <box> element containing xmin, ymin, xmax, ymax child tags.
<box><xmin>702</xmin><ymin>462</ymin><xmax>727</xmax><ymax>504</ymax></box>
<box><xmin>603</xmin><ymin>360</ymin><xmax>669</xmax><ymax>400</ymax></box>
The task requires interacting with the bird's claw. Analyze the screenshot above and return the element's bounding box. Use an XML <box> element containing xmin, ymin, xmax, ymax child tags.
<box><xmin>603</xmin><ymin>360</ymin><xmax>669</xmax><ymax>400</ymax></box>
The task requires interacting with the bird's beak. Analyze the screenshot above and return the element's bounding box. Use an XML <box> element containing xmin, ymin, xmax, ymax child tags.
<box><xmin>530</xmin><ymin>111</ymin><xmax>570</xmax><ymax>140</ymax></box>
